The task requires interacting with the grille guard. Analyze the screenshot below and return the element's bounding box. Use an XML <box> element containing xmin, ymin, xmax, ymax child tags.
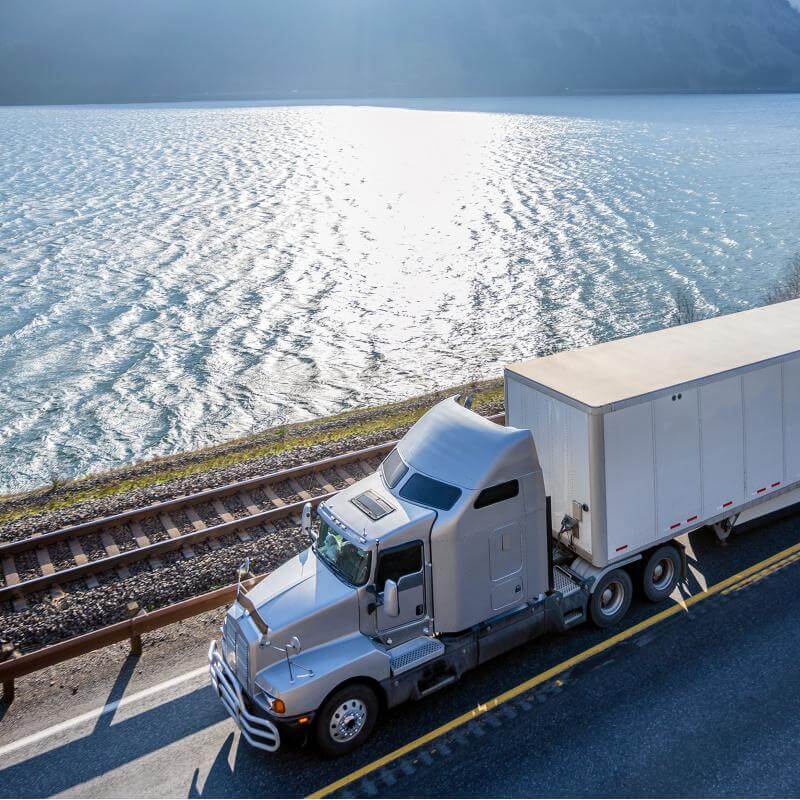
<box><xmin>208</xmin><ymin>640</ymin><xmax>280</xmax><ymax>753</ymax></box>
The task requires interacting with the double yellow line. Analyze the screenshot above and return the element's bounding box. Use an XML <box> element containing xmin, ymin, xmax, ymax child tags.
<box><xmin>309</xmin><ymin>538</ymin><xmax>800</xmax><ymax>798</ymax></box>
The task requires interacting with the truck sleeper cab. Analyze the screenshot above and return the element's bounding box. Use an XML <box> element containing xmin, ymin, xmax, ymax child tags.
<box><xmin>209</xmin><ymin>299</ymin><xmax>800</xmax><ymax>756</ymax></box>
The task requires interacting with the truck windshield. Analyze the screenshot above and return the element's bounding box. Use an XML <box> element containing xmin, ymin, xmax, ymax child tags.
<box><xmin>316</xmin><ymin>521</ymin><xmax>372</xmax><ymax>586</ymax></box>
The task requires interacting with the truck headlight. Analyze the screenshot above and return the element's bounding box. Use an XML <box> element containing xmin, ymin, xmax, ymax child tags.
<box><xmin>225</xmin><ymin>644</ymin><xmax>237</xmax><ymax>671</ymax></box>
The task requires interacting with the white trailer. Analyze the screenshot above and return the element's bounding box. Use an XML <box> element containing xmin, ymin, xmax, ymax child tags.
<box><xmin>505</xmin><ymin>298</ymin><xmax>800</xmax><ymax>574</ymax></box>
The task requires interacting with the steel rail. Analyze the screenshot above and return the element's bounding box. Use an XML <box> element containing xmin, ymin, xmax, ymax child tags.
<box><xmin>0</xmin><ymin>493</ymin><xmax>334</xmax><ymax>603</ymax></box>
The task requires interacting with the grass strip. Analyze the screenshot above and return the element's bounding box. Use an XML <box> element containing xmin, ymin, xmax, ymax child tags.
<box><xmin>0</xmin><ymin>382</ymin><xmax>503</xmax><ymax>525</ymax></box>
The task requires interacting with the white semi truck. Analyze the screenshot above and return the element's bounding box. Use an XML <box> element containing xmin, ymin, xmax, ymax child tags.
<box><xmin>209</xmin><ymin>299</ymin><xmax>800</xmax><ymax>756</ymax></box>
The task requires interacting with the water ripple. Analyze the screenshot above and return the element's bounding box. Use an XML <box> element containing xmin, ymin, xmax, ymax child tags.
<box><xmin>1</xmin><ymin>95</ymin><xmax>799</xmax><ymax>492</ymax></box>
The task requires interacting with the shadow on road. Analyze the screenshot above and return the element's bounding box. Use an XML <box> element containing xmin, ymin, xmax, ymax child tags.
<box><xmin>0</xmin><ymin>681</ymin><xmax>331</xmax><ymax>798</ymax></box>
<box><xmin>1</xmin><ymin>686</ymin><xmax>220</xmax><ymax>797</ymax></box>
<box><xmin>94</xmin><ymin>653</ymin><xmax>139</xmax><ymax>731</ymax></box>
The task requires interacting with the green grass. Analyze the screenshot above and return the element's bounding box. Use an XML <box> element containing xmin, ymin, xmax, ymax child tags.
<box><xmin>0</xmin><ymin>382</ymin><xmax>504</xmax><ymax>526</ymax></box>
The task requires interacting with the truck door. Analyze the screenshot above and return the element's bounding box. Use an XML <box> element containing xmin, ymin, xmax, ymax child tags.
<box><xmin>375</xmin><ymin>540</ymin><xmax>425</xmax><ymax>635</ymax></box>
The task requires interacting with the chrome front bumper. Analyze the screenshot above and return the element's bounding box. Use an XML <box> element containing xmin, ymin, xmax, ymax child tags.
<box><xmin>208</xmin><ymin>640</ymin><xmax>280</xmax><ymax>752</ymax></box>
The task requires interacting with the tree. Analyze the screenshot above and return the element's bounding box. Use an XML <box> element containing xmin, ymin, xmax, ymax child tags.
<box><xmin>669</xmin><ymin>285</ymin><xmax>698</xmax><ymax>326</ymax></box>
<box><xmin>764</xmin><ymin>253</ymin><xmax>800</xmax><ymax>305</ymax></box>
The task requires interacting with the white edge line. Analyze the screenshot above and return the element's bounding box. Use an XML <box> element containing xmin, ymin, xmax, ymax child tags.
<box><xmin>0</xmin><ymin>665</ymin><xmax>209</xmax><ymax>760</ymax></box>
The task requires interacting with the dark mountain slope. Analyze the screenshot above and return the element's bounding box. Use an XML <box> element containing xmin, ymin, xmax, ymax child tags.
<box><xmin>1</xmin><ymin>0</ymin><xmax>800</xmax><ymax>105</ymax></box>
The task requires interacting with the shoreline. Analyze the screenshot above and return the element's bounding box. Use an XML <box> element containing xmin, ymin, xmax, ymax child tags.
<box><xmin>5</xmin><ymin>89</ymin><xmax>800</xmax><ymax>110</ymax></box>
<box><xmin>0</xmin><ymin>378</ymin><xmax>503</xmax><ymax>532</ymax></box>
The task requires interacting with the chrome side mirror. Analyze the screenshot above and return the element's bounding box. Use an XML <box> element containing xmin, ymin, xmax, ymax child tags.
<box><xmin>302</xmin><ymin>502</ymin><xmax>316</xmax><ymax>541</ymax></box>
<box><xmin>236</xmin><ymin>557</ymin><xmax>253</xmax><ymax>603</ymax></box>
<box><xmin>383</xmin><ymin>579</ymin><xmax>400</xmax><ymax>617</ymax></box>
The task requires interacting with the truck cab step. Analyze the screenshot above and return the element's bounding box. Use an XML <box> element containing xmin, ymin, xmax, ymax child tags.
<box><xmin>389</xmin><ymin>636</ymin><xmax>445</xmax><ymax>676</ymax></box>
<box><xmin>418</xmin><ymin>672</ymin><xmax>458</xmax><ymax>698</ymax></box>
<box><xmin>562</xmin><ymin>608</ymin><xmax>586</xmax><ymax>628</ymax></box>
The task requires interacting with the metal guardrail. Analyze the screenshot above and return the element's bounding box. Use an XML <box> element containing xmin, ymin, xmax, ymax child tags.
<box><xmin>0</xmin><ymin>574</ymin><xmax>262</xmax><ymax>703</ymax></box>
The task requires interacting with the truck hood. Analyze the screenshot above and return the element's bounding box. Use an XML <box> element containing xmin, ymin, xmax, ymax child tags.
<box><xmin>322</xmin><ymin>470</ymin><xmax>436</xmax><ymax>545</ymax></box>
<box><xmin>244</xmin><ymin>548</ymin><xmax>360</xmax><ymax>651</ymax></box>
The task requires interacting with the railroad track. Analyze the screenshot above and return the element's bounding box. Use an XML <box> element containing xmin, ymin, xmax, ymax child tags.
<box><xmin>0</xmin><ymin>412</ymin><xmax>504</xmax><ymax>609</ymax></box>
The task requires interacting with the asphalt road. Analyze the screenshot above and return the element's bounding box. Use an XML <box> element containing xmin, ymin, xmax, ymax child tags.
<box><xmin>336</xmin><ymin>542</ymin><xmax>800</xmax><ymax>797</ymax></box>
<box><xmin>2</xmin><ymin>510</ymin><xmax>800</xmax><ymax>798</ymax></box>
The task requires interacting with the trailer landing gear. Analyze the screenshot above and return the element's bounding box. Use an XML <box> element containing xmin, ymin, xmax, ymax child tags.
<box><xmin>713</xmin><ymin>515</ymin><xmax>739</xmax><ymax>545</ymax></box>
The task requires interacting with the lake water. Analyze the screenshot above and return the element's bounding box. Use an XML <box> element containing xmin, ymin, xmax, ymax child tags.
<box><xmin>1</xmin><ymin>94</ymin><xmax>799</xmax><ymax>493</ymax></box>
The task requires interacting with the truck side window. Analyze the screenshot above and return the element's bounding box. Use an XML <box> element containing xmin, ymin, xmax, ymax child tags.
<box><xmin>381</xmin><ymin>448</ymin><xmax>409</xmax><ymax>489</ymax></box>
<box><xmin>375</xmin><ymin>542</ymin><xmax>422</xmax><ymax>591</ymax></box>
<box><xmin>474</xmin><ymin>479</ymin><xmax>519</xmax><ymax>509</ymax></box>
<box><xmin>399</xmin><ymin>473</ymin><xmax>462</xmax><ymax>510</ymax></box>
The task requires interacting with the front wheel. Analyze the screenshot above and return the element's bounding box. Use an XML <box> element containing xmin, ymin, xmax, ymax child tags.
<box><xmin>590</xmin><ymin>568</ymin><xmax>632</xmax><ymax>628</ymax></box>
<box><xmin>314</xmin><ymin>683</ymin><xmax>379</xmax><ymax>757</ymax></box>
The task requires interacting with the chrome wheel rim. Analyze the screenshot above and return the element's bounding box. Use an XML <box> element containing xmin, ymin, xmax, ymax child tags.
<box><xmin>600</xmin><ymin>580</ymin><xmax>624</xmax><ymax>616</ymax></box>
<box><xmin>329</xmin><ymin>699</ymin><xmax>367</xmax><ymax>743</ymax></box>
<box><xmin>651</xmin><ymin>558</ymin><xmax>675</xmax><ymax>592</ymax></box>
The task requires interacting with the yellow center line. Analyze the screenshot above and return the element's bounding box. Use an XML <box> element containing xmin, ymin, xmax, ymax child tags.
<box><xmin>308</xmin><ymin>537</ymin><xmax>800</xmax><ymax>798</ymax></box>
<box><xmin>722</xmin><ymin>549</ymin><xmax>800</xmax><ymax>594</ymax></box>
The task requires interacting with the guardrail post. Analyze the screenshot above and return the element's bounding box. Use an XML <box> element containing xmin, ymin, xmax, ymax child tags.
<box><xmin>127</xmin><ymin>602</ymin><xmax>143</xmax><ymax>656</ymax></box>
<box><xmin>1</xmin><ymin>642</ymin><xmax>15</xmax><ymax>703</ymax></box>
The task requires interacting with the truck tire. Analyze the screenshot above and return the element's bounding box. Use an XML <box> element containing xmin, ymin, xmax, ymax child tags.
<box><xmin>590</xmin><ymin>568</ymin><xmax>632</xmax><ymax>628</ymax></box>
<box><xmin>314</xmin><ymin>683</ymin><xmax>379</xmax><ymax>758</ymax></box>
<box><xmin>642</xmin><ymin>545</ymin><xmax>681</xmax><ymax>602</ymax></box>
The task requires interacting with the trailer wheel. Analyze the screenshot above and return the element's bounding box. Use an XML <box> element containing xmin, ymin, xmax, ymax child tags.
<box><xmin>590</xmin><ymin>569</ymin><xmax>632</xmax><ymax>627</ymax></box>
<box><xmin>314</xmin><ymin>682</ymin><xmax>379</xmax><ymax>758</ymax></box>
<box><xmin>642</xmin><ymin>546</ymin><xmax>681</xmax><ymax>602</ymax></box>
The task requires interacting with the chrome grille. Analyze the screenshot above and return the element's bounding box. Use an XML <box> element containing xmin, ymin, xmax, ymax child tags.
<box><xmin>222</xmin><ymin>615</ymin><xmax>250</xmax><ymax>688</ymax></box>
<box><xmin>222</xmin><ymin>616</ymin><xmax>235</xmax><ymax>652</ymax></box>
<box><xmin>235</xmin><ymin>629</ymin><xmax>250</xmax><ymax>687</ymax></box>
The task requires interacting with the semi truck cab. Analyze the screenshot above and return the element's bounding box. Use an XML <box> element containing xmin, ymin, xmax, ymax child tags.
<box><xmin>209</xmin><ymin>396</ymin><xmax>636</xmax><ymax>756</ymax></box>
